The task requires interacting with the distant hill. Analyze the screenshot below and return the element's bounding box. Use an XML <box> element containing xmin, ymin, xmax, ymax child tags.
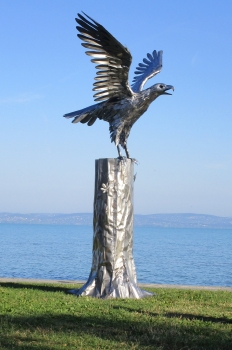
<box><xmin>134</xmin><ymin>213</ymin><xmax>232</xmax><ymax>229</ymax></box>
<box><xmin>0</xmin><ymin>212</ymin><xmax>232</xmax><ymax>229</ymax></box>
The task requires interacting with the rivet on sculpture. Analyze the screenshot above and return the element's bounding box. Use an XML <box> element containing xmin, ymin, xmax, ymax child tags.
<box><xmin>64</xmin><ymin>12</ymin><xmax>174</xmax><ymax>298</ymax></box>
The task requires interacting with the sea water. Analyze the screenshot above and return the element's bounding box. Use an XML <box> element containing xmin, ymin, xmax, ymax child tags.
<box><xmin>0</xmin><ymin>224</ymin><xmax>231</xmax><ymax>286</ymax></box>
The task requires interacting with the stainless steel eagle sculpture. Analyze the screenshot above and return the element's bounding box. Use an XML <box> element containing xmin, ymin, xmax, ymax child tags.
<box><xmin>64</xmin><ymin>12</ymin><xmax>174</xmax><ymax>158</ymax></box>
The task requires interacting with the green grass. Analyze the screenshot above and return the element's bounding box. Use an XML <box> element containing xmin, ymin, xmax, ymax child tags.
<box><xmin>0</xmin><ymin>282</ymin><xmax>231</xmax><ymax>349</ymax></box>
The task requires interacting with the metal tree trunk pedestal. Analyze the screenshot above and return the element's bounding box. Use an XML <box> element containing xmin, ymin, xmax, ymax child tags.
<box><xmin>71</xmin><ymin>158</ymin><xmax>152</xmax><ymax>299</ymax></box>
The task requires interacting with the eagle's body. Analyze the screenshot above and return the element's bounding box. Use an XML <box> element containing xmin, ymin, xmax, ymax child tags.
<box><xmin>64</xmin><ymin>12</ymin><xmax>174</xmax><ymax>158</ymax></box>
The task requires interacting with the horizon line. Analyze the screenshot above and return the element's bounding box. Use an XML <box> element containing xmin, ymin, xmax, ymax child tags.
<box><xmin>0</xmin><ymin>212</ymin><xmax>232</xmax><ymax>218</ymax></box>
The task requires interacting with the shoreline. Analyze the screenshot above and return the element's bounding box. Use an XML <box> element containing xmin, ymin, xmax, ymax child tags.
<box><xmin>0</xmin><ymin>277</ymin><xmax>231</xmax><ymax>292</ymax></box>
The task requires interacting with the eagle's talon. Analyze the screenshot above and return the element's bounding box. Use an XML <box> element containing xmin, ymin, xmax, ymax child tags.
<box><xmin>130</xmin><ymin>158</ymin><xmax>139</xmax><ymax>164</ymax></box>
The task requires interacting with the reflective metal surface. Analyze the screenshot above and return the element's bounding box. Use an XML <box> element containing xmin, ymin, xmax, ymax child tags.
<box><xmin>64</xmin><ymin>12</ymin><xmax>174</xmax><ymax>158</ymax></box>
<box><xmin>70</xmin><ymin>158</ymin><xmax>152</xmax><ymax>298</ymax></box>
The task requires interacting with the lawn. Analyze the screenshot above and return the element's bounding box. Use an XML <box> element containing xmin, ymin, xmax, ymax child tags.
<box><xmin>0</xmin><ymin>282</ymin><xmax>231</xmax><ymax>349</ymax></box>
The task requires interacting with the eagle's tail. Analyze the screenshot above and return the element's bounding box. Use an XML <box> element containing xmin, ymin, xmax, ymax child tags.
<box><xmin>63</xmin><ymin>102</ymin><xmax>104</xmax><ymax>126</ymax></box>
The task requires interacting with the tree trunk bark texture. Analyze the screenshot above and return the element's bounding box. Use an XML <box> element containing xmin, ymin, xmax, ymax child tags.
<box><xmin>71</xmin><ymin>158</ymin><xmax>152</xmax><ymax>299</ymax></box>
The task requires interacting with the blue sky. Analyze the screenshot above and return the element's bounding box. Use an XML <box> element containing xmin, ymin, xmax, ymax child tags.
<box><xmin>1</xmin><ymin>0</ymin><xmax>232</xmax><ymax>216</ymax></box>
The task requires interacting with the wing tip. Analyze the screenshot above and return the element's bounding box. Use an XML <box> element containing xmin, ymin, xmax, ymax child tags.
<box><xmin>63</xmin><ymin>114</ymin><xmax>71</xmax><ymax>119</ymax></box>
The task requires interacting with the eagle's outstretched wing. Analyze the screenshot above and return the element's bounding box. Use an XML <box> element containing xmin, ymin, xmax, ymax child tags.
<box><xmin>76</xmin><ymin>12</ymin><xmax>133</xmax><ymax>102</ymax></box>
<box><xmin>131</xmin><ymin>50</ymin><xmax>163</xmax><ymax>92</ymax></box>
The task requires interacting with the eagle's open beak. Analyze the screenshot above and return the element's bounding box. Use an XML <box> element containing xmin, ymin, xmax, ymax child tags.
<box><xmin>163</xmin><ymin>85</ymin><xmax>174</xmax><ymax>95</ymax></box>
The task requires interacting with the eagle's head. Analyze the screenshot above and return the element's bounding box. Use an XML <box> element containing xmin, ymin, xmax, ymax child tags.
<box><xmin>152</xmin><ymin>83</ymin><xmax>174</xmax><ymax>96</ymax></box>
